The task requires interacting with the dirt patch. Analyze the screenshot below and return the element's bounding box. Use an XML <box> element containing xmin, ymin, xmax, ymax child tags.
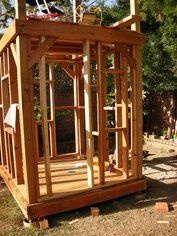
<box><xmin>0</xmin><ymin>142</ymin><xmax>177</xmax><ymax>236</ymax></box>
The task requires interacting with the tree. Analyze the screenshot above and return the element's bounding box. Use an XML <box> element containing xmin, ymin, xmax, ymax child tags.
<box><xmin>139</xmin><ymin>0</ymin><xmax>177</xmax><ymax>137</ymax></box>
<box><xmin>98</xmin><ymin>0</ymin><xmax>129</xmax><ymax>26</ymax></box>
<box><xmin>0</xmin><ymin>0</ymin><xmax>14</xmax><ymax>29</ymax></box>
<box><xmin>100</xmin><ymin>0</ymin><xmax>177</xmax><ymax>137</ymax></box>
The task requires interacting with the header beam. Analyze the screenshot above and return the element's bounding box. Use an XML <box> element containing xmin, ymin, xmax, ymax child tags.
<box><xmin>15</xmin><ymin>19</ymin><xmax>145</xmax><ymax>45</ymax></box>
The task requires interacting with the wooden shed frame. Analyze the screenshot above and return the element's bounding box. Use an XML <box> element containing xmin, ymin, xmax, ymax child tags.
<box><xmin>0</xmin><ymin>0</ymin><xmax>146</xmax><ymax>220</ymax></box>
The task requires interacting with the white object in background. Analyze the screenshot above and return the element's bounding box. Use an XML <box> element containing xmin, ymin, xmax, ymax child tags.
<box><xmin>75</xmin><ymin>162</ymin><xmax>85</xmax><ymax>168</ymax></box>
<box><xmin>4</xmin><ymin>104</ymin><xmax>19</xmax><ymax>132</ymax></box>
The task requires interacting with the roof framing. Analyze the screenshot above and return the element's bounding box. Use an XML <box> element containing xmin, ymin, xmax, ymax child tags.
<box><xmin>0</xmin><ymin>19</ymin><xmax>145</xmax><ymax>56</ymax></box>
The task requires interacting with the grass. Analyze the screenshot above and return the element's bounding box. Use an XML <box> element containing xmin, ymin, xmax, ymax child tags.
<box><xmin>1</xmin><ymin>148</ymin><xmax>177</xmax><ymax>236</ymax></box>
<box><xmin>0</xmin><ymin>180</ymin><xmax>149</xmax><ymax>236</ymax></box>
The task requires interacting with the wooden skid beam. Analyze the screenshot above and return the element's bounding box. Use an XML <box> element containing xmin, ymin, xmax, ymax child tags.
<box><xmin>14</xmin><ymin>19</ymin><xmax>145</xmax><ymax>45</ymax></box>
<box><xmin>27</xmin><ymin>179</ymin><xmax>146</xmax><ymax>220</ymax></box>
<box><xmin>111</xmin><ymin>15</ymin><xmax>141</xmax><ymax>29</ymax></box>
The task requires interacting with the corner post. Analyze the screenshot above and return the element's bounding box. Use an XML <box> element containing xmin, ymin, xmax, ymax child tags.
<box><xmin>130</xmin><ymin>0</ymin><xmax>143</xmax><ymax>178</ymax></box>
<box><xmin>15</xmin><ymin>0</ymin><xmax>38</xmax><ymax>203</ymax></box>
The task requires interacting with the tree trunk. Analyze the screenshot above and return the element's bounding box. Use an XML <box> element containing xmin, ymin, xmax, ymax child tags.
<box><xmin>167</xmin><ymin>91</ymin><xmax>177</xmax><ymax>139</ymax></box>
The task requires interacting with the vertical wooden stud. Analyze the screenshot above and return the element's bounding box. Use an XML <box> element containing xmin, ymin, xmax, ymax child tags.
<box><xmin>0</xmin><ymin>56</ymin><xmax>6</xmax><ymax>166</ymax></box>
<box><xmin>114</xmin><ymin>49</ymin><xmax>123</xmax><ymax>168</ymax></box>
<box><xmin>96</xmin><ymin>41</ymin><xmax>105</xmax><ymax>185</ymax></box>
<box><xmin>74</xmin><ymin>64</ymin><xmax>79</xmax><ymax>154</ymax></box>
<box><xmin>8</xmin><ymin>47</ymin><xmax>24</xmax><ymax>184</ymax></box>
<box><xmin>83</xmin><ymin>40</ymin><xmax>94</xmax><ymax>187</ymax></box>
<box><xmin>130</xmin><ymin>46</ymin><xmax>137</xmax><ymax>177</ymax></box>
<box><xmin>49</xmin><ymin>64</ymin><xmax>57</xmax><ymax>158</ymax></box>
<box><xmin>1</xmin><ymin>51</ymin><xmax>11</xmax><ymax>171</ymax></box>
<box><xmin>78</xmin><ymin>63</ymin><xmax>86</xmax><ymax>155</ymax></box>
<box><xmin>39</xmin><ymin>37</ymin><xmax>52</xmax><ymax>196</ymax></box>
<box><xmin>121</xmin><ymin>57</ymin><xmax>129</xmax><ymax>178</ymax></box>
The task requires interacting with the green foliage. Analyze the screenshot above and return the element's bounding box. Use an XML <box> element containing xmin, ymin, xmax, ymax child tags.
<box><xmin>160</xmin><ymin>3</ymin><xmax>177</xmax><ymax>66</ymax></box>
<box><xmin>99</xmin><ymin>0</ymin><xmax>129</xmax><ymax>26</ymax></box>
<box><xmin>142</xmin><ymin>33</ymin><xmax>176</xmax><ymax>92</ymax></box>
<box><xmin>0</xmin><ymin>0</ymin><xmax>14</xmax><ymax>28</ymax></box>
<box><xmin>99</xmin><ymin>0</ymin><xmax>177</xmax><ymax>93</ymax></box>
<box><xmin>140</xmin><ymin>0</ymin><xmax>177</xmax><ymax>92</ymax></box>
<box><xmin>54</xmin><ymin>64</ymin><xmax>73</xmax><ymax>92</ymax></box>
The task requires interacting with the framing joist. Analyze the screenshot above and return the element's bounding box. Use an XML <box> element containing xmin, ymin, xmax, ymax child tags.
<box><xmin>12</xmin><ymin>19</ymin><xmax>145</xmax><ymax>45</ymax></box>
<box><xmin>111</xmin><ymin>14</ymin><xmax>141</xmax><ymax>29</ymax></box>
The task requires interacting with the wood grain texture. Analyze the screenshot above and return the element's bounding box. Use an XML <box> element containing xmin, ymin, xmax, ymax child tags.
<box><xmin>39</xmin><ymin>37</ymin><xmax>52</xmax><ymax>196</ymax></box>
<box><xmin>83</xmin><ymin>40</ymin><xmax>94</xmax><ymax>187</ymax></box>
<box><xmin>15</xmin><ymin>19</ymin><xmax>145</xmax><ymax>45</ymax></box>
<box><xmin>16</xmin><ymin>35</ymin><xmax>38</xmax><ymax>203</ymax></box>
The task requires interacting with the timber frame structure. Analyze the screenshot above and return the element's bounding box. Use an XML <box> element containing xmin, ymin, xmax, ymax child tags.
<box><xmin>0</xmin><ymin>0</ymin><xmax>146</xmax><ymax>220</ymax></box>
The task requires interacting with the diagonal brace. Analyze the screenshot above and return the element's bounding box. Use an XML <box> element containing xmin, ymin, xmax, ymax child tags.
<box><xmin>60</xmin><ymin>64</ymin><xmax>76</xmax><ymax>79</ymax></box>
<box><xmin>28</xmin><ymin>36</ymin><xmax>57</xmax><ymax>69</ymax></box>
<box><xmin>115</xmin><ymin>44</ymin><xmax>136</xmax><ymax>69</ymax></box>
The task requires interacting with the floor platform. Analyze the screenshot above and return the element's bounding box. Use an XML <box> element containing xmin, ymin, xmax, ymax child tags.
<box><xmin>0</xmin><ymin>158</ymin><xmax>146</xmax><ymax>220</ymax></box>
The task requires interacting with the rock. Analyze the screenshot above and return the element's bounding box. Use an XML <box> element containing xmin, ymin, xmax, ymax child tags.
<box><xmin>91</xmin><ymin>207</ymin><xmax>100</xmax><ymax>217</ymax></box>
<box><xmin>39</xmin><ymin>218</ymin><xmax>49</xmax><ymax>230</ymax></box>
<box><xmin>155</xmin><ymin>202</ymin><xmax>169</xmax><ymax>213</ymax></box>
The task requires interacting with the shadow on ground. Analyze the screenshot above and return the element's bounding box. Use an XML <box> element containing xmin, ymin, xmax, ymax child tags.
<box><xmin>48</xmin><ymin>154</ymin><xmax>177</xmax><ymax>228</ymax></box>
